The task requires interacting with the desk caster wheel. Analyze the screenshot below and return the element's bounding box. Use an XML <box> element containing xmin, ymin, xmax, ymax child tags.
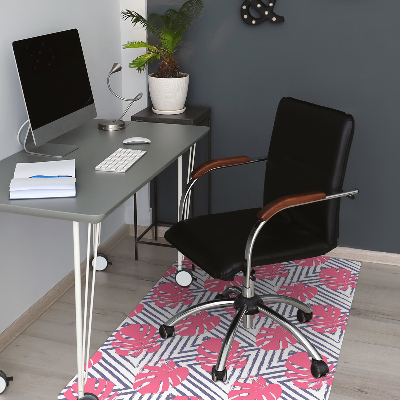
<box><xmin>175</xmin><ymin>269</ymin><xmax>193</xmax><ymax>287</ymax></box>
<box><xmin>0</xmin><ymin>371</ymin><xmax>13</xmax><ymax>394</ymax></box>
<box><xmin>311</xmin><ymin>359</ymin><xmax>329</xmax><ymax>378</ymax></box>
<box><xmin>91</xmin><ymin>253</ymin><xmax>111</xmax><ymax>271</ymax></box>
<box><xmin>79</xmin><ymin>393</ymin><xmax>99</xmax><ymax>400</ymax></box>
<box><xmin>297</xmin><ymin>309</ymin><xmax>313</xmax><ymax>323</ymax></box>
<box><xmin>211</xmin><ymin>366</ymin><xmax>227</xmax><ymax>382</ymax></box>
<box><xmin>159</xmin><ymin>324</ymin><xmax>175</xmax><ymax>339</ymax></box>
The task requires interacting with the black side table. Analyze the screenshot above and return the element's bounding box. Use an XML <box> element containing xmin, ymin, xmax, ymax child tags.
<box><xmin>131</xmin><ymin>106</ymin><xmax>212</xmax><ymax>259</ymax></box>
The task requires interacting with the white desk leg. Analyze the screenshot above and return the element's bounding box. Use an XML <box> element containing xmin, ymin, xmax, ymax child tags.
<box><xmin>177</xmin><ymin>155</ymin><xmax>183</xmax><ymax>271</ymax></box>
<box><xmin>73</xmin><ymin>221</ymin><xmax>101</xmax><ymax>400</ymax></box>
<box><xmin>185</xmin><ymin>144</ymin><xmax>196</xmax><ymax>220</ymax></box>
<box><xmin>176</xmin><ymin>144</ymin><xmax>196</xmax><ymax>273</ymax></box>
<box><xmin>73</xmin><ymin>221</ymin><xmax>84</xmax><ymax>398</ymax></box>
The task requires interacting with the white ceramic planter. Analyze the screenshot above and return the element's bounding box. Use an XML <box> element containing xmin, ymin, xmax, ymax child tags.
<box><xmin>148</xmin><ymin>73</ymin><xmax>189</xmax><ymax>114</ymax></box>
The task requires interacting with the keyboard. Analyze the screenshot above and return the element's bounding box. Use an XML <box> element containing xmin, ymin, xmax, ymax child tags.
<box><xmin>95</xmin><ymin>148</ymin><xmax>146</xmax><ymax>173</ymax></box>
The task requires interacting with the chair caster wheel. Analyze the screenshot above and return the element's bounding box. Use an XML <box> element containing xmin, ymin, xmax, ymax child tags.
<box><xmin>175</xmin><ymin>269</ymin><xmax>193</xmax><ymax>287</ymax></box>
<box><xmin>159</xmin><ymin>324</ymin><xmax>175</xmax><ymax>339</ymax></box>
<box><xmin>311</xmin><ymin>359</ymin><xmax>329</xmax><ymax>378</ymax></box>
<box><xmin>91</xmin><ymin>253</ymin><xmax>111</xmax><ymax>271</ymax></box>
<box><xmin>215</xmin><ymin>294</ymin><xmax>226</xmax><ymax>300</ymax></box>
<box><xmin>297</xmin><ymin>309</ymin><xmax>313</xmax><ymax>323</ymax></box>
<box><xmin>79</xmin><ymin>393</ymin><xmax>99</xmax><ymax>400</ymax></box>
<box><xmin>0</xmin><ymin>370</ymin><xmax>13</xmax><ymax>393</ymax></box>
<box><xmin>211</xmin><ymin>366</ymin><xmax>227</xmax><ymax>382</ymax></box>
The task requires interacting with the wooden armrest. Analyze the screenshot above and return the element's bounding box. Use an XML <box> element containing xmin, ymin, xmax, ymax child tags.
<box><xmin>191</xmin><ymin>156</ymin><xmax>251</xmax><ymax>179</ymax></box>
<box><xmin>257</xmin><ymin>191</ymin><xmax>326</xmax><ymax>221</ymax></box>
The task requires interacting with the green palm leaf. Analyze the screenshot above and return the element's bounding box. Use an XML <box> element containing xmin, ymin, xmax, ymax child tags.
<box><xmin>121</xmin><ymin>10</ymin><xmax>161</xmax><ymax>38</ymax></box>
<box><xmin>123</xmin><ymin>41</ymin><xmax>161</xmax><ymax>55</ymax></box>
<box><xmin>175</xmin><ymin>0</ymin><xmax>204</xmax><ymax>31</ymax></box>
<box><xmin>129</xmin><ymin>52</ymin><xmax>161</xmax><ymax>73</ymax></box>
<box><xmin>122</xmin><ymin>0</ymin><xmax>204</xmax><ymax>76</ymax></box>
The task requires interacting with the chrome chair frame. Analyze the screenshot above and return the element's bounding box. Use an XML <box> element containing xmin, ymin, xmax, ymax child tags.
<box><xmin>163</xmin><ymin>158</ymin><xmax>358</xmax><ymax>381</ymax></box>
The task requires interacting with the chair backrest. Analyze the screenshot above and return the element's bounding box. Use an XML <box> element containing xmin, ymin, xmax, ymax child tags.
<box><xmin>264</xmin><ymin>97</ymin><xmax>355</xmax><ymax>246</ymax></box>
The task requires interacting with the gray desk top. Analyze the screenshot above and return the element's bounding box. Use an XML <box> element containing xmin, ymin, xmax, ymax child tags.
<box><xmin>0</xmin><ymin>120</ymin><xmax>208</xmax><ymax>223</ymax></box>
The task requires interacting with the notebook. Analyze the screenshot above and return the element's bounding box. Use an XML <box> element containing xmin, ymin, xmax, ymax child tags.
<box><xmin>9</xmin><ymin>159</ymin><xmax>76</xmax><ymax>199</ymax></box>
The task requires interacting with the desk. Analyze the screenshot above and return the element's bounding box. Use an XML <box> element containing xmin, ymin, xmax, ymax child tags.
<box><xmin>0</xmin><ymin>119</ymin><xmax>208</xmax><ymax>399</ymax></box>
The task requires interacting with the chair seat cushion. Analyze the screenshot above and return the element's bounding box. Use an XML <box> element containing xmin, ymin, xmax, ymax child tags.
<box><xmin>165</xmin><ymin>208</ymin><xmax>334</xmax><ymax>281</ymax></box>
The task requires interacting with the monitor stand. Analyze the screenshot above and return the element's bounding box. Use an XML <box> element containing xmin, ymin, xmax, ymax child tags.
<box><xmin>23</xmin><ymin>126</ymin><xmax>78</xmax><ymax>158</ymax></box>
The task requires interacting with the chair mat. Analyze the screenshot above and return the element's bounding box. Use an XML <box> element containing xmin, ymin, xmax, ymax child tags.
<box><xmin>58</xmin><ymin>256</ymin><xmax>361</xmax><ymax>400</ymax></box>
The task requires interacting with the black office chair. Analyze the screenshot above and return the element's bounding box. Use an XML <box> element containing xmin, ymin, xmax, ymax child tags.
<box><xmin>159</xmin><ymin>97</ymin><xmax>358</xmax><ymax>382</ymax></box>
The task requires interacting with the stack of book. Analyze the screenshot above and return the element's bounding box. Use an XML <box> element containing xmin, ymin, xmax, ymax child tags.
<box><xmin>9</xmin><ymin>159</ymin><xmax>76</xmax><ymax>200</ymax></box>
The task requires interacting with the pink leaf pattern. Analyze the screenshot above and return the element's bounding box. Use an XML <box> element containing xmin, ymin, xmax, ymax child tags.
<box><xmin>196</xmin><ymin>338</ymin><xmax>246</xmax><ymax>372</ymax></box>
<box><xmin>84</xmin><ymin>351</ymin><xmax>102</xmax><ymax>370</ymax></box>
<box><xmin>175</xmin><ymin>310</ymin><xmax>220</xmax><ymax>336</ymax></box>
<box><xmin>254</xmin><ymin>263</ymin><xmax>289</xmax><ymax>280</ymax></box>
<box><xmin>164</xmin><ymin>265</ymin><xmax>177</xmax><ymax>277</ymax></box>
<box><xmin>308</xmin><ymin>305</ymin><xmax>348</xmax><ymax>334</ymax></box>
<box><xmin>132</xmin><ymin>360</ymin><xmax>189</xmax><ymax>394</ymax></box>
<box><xmin>294</xmin><ymin>256</ymin><xmax>330</xmax><ymax>267</ymax></box>
<box><xmin>256</xmin><ymin>324</ymin><xmax>296</xmax><ymax>351</ymax></box>
<box><xmin>285</xmin><ymin>352</ymin><xmax>334</xmax><ymax>390</ymax></box>
<box><xmin>64</xmin><ymin>378</ymin><xmax>119</xmax><ymax>400</ymax></box>
<box><xmin>319</xmin><ymin>267</ymin><xmax>357</xmax><ymax>291</ymax></box>
<box><xmin>111</xmin><ymin>324</ymin><xmax>161</xmax><ymax>357</ymax></box>
<box><xmin>59</xmin><ymin>256</ymin><xmax>360</xmax><ymax>400</ymax></box>
<box><xmin>277</xmin><ymin>282</ymin><xmax>318</xmax><ymax>302</ymax></box>
<box><xmin>151</xmin><ymin>282</ymin><xmax>194</xmax><ymax>308</ymax></box>
<box><xmin>228</xmin><ymin>376</ymin><xmax>282</xmax><ymax>399</ymax></box>
<box><xmin>204</xmin><ymin>276</ymin><xmax>243</xmax><ymax>293</ymax></box>
<box><xmin>128</xmin><ymin>303</ymin><xmax>144</xmax><ymax>318</ymax></box>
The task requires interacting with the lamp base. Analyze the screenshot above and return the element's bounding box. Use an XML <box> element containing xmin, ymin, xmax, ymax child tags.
<box><xmin>97</xmin><ymin>119</ymin><xmax>126</xmax><ymax>131</ymax></box>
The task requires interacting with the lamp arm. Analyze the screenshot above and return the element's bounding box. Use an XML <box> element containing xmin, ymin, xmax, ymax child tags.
<box><xmin>116</xmin><ymin>92</ymin><xmax>143</xmax><ymax>121</ymax></box>
<box><xmin>107</xmin><ymin>73</ymin><xmax>143</xmax><ymax>121</ymax></box>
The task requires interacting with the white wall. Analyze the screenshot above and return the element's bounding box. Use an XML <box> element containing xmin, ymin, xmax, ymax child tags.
<box><xmin>120</xmin><ymin>0</ymin><xmax>152</xmax><ymax>226</ymax></box>
<box><xmin>0</xmin><ymin>0</ymin><xmax>147</xmax><ymax>335</ymax></box>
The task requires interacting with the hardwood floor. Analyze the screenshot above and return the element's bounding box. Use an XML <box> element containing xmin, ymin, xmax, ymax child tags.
<box><xmin>0</xmin><ymin>236</ymin><xmax>398</xmax><ymax>399</ymax></box>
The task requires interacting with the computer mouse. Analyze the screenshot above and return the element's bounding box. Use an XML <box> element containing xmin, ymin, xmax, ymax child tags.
<box><xmin>123</xmin><ymin>137</ymin><xmax>151</xmax><ymax>144</ymax></box>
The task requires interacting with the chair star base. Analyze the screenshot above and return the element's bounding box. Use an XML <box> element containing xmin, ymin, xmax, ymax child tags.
<box><xmin>159</xmin><ymin>290</ymin><xmax>329</xmax><ymax>382</ymax></box>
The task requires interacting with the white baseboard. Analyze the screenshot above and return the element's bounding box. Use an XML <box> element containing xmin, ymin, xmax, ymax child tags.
<box><xmin>326</xmin><ymin>246</ymin><xmax>400</xmax><ymax>266</ymax></box>
<box><xmin>0</xmin><ymin>224</ymin><xmax>130</xmax><ymax>352</ymax></box>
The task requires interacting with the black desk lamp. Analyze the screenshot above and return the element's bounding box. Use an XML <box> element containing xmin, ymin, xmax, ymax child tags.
<box><xmin>98</xmin><ymin>63</ymin><xmax>143</xmax><ymax>131</ymax></box>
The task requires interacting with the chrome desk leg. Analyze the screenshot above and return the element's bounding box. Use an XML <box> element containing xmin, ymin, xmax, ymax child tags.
<box><xmin>73</xmin><ymin>221</ymin><xmax>101</xmax><ymax>398</ymax></box>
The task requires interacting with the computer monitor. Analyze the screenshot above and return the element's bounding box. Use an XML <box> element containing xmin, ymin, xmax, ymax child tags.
<box><xmin>13</xmin><ymin>29</ymin><xmax>96</xmax><ymax>157</ymax></box>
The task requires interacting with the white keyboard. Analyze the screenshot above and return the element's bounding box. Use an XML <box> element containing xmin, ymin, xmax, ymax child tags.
<box><xmin>95</xmin><ymin>148</ymin><xmax>146</xmax><ymax>173</ymax></box>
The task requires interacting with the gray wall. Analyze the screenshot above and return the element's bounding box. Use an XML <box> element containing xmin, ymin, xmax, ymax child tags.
<box><xmin>148</xmin><ymin>0</ymin><xmax>400</xmax><ymax>253</ymax></box>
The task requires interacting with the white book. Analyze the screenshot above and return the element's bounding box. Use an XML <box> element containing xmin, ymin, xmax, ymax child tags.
<box><xmin>10</xmin><ymin>177</ymin><xmax>76</xmax><ymax>191</ymax></box>
<box><xmin>13</xmin><ymin>159</ymin><xmax>75</xmax><ymax>179</ymax></box>
<box><xmin>10</xmin><ymin>159</ymin><xmax>76</xmax><ymax>200</ymax></box>
<box><xmin>9</xmin><ymin>189</ymin><xmax>76</xmax><ymax>200</ymax></box>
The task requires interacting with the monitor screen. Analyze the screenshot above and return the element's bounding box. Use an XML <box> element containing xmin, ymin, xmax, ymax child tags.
<box><xmin>13</xmin><ymin>29</ymin><xmax>96</xmax><ymax>146</ymax></box>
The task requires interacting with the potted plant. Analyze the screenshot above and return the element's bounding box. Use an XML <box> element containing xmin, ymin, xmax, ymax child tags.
<box><xmin>122</xmin><ymin>0</ymin><xmax>204</xmax><ymax>114</ymax></box>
